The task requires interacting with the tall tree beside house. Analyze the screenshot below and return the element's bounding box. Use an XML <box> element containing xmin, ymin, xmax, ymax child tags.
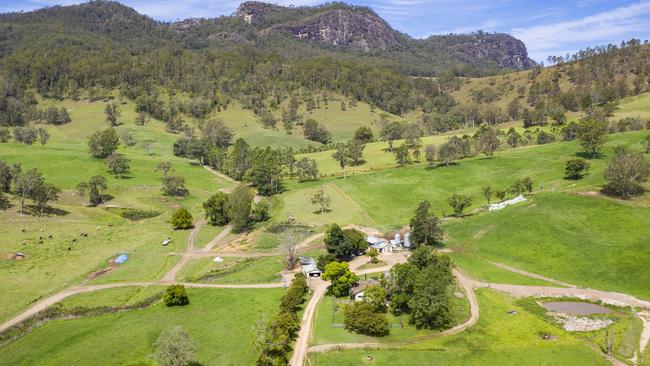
<box><xmin>409</xmin><ymin>201</ymin><xmax>444</xmax><ymax>248</ymax></box>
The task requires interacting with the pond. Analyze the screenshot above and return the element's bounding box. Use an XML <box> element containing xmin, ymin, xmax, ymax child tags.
<box><xmin>542</xmin><ymin>301</ymin><xmax>611</xmax><ymax>315</ymax></box>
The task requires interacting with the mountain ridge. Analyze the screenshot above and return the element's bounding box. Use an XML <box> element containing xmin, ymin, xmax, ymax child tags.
<box><xmin>0</xmin><ymin>0</ymin><xmax>535</xmax><ymax>75</ymax></box>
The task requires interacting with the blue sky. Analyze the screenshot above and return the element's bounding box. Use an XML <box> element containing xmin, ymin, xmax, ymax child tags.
<box><xmin>2</xmin><ymin>0</ymin><xmax>650</xmax><ymax>62</ymax></box>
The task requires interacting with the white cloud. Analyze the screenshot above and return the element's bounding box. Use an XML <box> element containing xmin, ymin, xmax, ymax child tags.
<box><xmin>513</xmin><ymin>0</ymin><xmax>650</xmax><ymax>61</ymax></box>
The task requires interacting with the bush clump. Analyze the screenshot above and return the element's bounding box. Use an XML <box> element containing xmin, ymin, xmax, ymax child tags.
<box><xmin>163</xmin><ymin>284</ymin><xmax>189</xmax><ymax>307</ymax></box>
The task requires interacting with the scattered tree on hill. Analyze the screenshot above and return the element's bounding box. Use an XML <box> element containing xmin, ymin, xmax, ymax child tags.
<box><xmin>282</xmin><ymin>230</ymin><xmax>299</xmax><ymax>271</ymax></box>
<box><xmin>37</xmin><ymin>127</ymin><xmax>49</xmax><ymax>145</ymax></box>
<box><xmin>0</xmin><ymin>128</ymin><xmax>9</xmax><ymax>143</ymax></box>
<box><xmin>13</xmin><ymin>126</ymin><xmax>37</xmax><ymax>144</ymax></box>
<box><xmin>311</xmin><ymin>188</ymin><xmax>330</xmax><ymax>214</ymax></box>
<box><xmin>343</xmin><ymin>301</ymin><xmax>390</xmax><ymax>336</ymax></box>
<box><xmin>578</xmin><ymin>119</ymin><xmax>608</xmax><ymax>157</ymax></box>
<box><xmin>332</xmin><ymin>145</ymin><xmax>347</xmax><ymax>179</ymax></box>
<box><xmin>88</xmin><ymin>175</ymin><xmax>108</xmax><ymax>206</ymax></box>
<box><xmin>203</xmin><ymin>192</ymin><xmax>229</xmax><ymax>226</ymax></box>
<box><xmin>155</xmin><ymin>161</ymin><xmax>174</xmax><ymax>177</ymax></box>
<box><xmin>482</xmin><ymin>185</ymin><xmax>493</xmax><ymax>203</ymax></box>
<box><xmin>642</xmin><ymin>135</ymin><xmax>650</xmax><ymax>153</ymax></box>
<box><xmin>506</xmin><ymin>128</ymin><xmax>522</xmax><ymax>147</ymax></box>
<box><xmin>438</xmin><ymin>141</ymin><xmax>460</xmax><ymax>166</ymax></box>
<box><xmin>409</xmin><ymin>201</ymin><xmax>444</xmax><ymax>248</ymax></box>
<box><xmin>252</xmin><ymin>198</ymin><xmax>270</xmax><ymax>222</ymax></box>
<box><xmin>537</xmin><ymin>130</ymin><xmax>556</xmax><ymax>145</ymax></box>
<box><xmin>14</xmin><ymin>168</ymin><xmax>43</xmax><ymax>215</ymax></box>
<box><xmin>0</xmin><ymin>161</ymin><xmax>14</xmax><ymax>192</ymax></box>
<box><xmin>322</xmin><ymin>261</ymin><xmax>359</xmax><ymax>297</ymax></box>
<box><xmin>448</xmin><ymin>194</ymin><xmax>472</xmax><ymax>216</ymax></box>
<box><xmin>162</xmin><ymin>175</ymin><xmax>188</xmax><ymax>197</ymax></box>
<box><xmin>120</xmin><ymin>130</ymin><xmax>135</xmax><ymax>147</ymax></box>
<box><xmin>32</xmin><ymin>182</ymin><xmax>60</xmax><ymax>216</ymax></box>
<box><xmin>565</xmin><ymin>158</ymin><xmax>590</xmax><ymax>179</ymax></box>
<box><xmin>104</xmin><ymin>102</ymin><xmax>120</xmax><ymax>126</ymax></box>
<box><xmin>474</xmin><ymin>126</ymin><xmax>500</xmax><ymax>157</ymax></box>
<box><xmin>202</xmin><ymin>118</ymin><xmax>234</xmax><ymax>148</ymax></box>
<box><xmin>295</xmin><ymin>158</ymin><xmax>319</xmax><ymax>182</ymax></box>
<box><xmin>495</xmin><ymin>190</ymin><xmax>507</xmax><ymax>200</ymax></box>
<box><xmin>88</xmin><ymin>128</ymin><xmax>119</xmax><ymax>158</ymax></box>
<box><xmin>603</xmin><ymin>149</ymin><xmax>650</xmax><ymax>198</ymax></box>
<box><xmin>303</xmin><ymin>119</ymin><xmax>331</xmax><ymax>144</ymax></box>
<box><xmin>353</xmin><ymin>126</ymin><xmax>374</xmax><ymax>143</ymax></box>
<box><xmin>246</xmin><ymin>147</ymin><xmax>284</xmax><ymax>196</ymax></box>
<box><xmin>381</xmin><ymin>121</ymin><xmax>403</xmax><ymax>151</ymax></box>
<box><xmin>227</xmin><ymin>184</ymin><xmax>253</xmax><ymax>233</ymax></box>
<box><xmin>106</xmin><ymin>153</ymin><xmax>130</xmax><ymax>178</ymax></box>
<box><xmin>171</xmin><ymin>208</ymin><xmax>193</xmax><ymax>229</ymax></box>
<box><xmin>75</xmin><ymin>182</ymin><xmax>88</xmax><ymax>206</ymax></box>
<box><xmin>260</xmin><ymin>112</ymin><xmax>277</xmax><ymax>129</ymax></box>
<box><xmin>346</xmin><ymin>139</ymin><xmax>366</xmax><ymax>166</ymax></box>
<box><xmin>424</xmin><ymin>144</ymin><xmax>436</xmax><ymax>167</ymax></box>
<box><xmin>394</xmin><ymin>143</ymin><xmax>410</xmax><ymax>167</ymax></box>
<box><xmin>229</xmin><ymin>138</ymin><xmax>252</xmax><ymax>180</ymax></box>
<box><xmin>0</xmin><ymin>192</ymin><xmax>9</xmax><ymax>211</ymax></box>
<box><xmin>153</xmin><ymin>326</ymin><xmax>197</xmax><ymax>366</ymax></box>
<box><xmin>134</xmin><ymin>111</ymin><xmax>147</xmax><ymax>126</ymax></box>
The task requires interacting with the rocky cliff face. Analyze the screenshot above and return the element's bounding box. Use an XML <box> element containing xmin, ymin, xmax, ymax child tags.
<box><xmin>235</xmin><ymin>2</ymin><xmax>534</xmax><ymax>69</ymax></box>
<box><xmin>273</xmin><ymin>9</ymin><xmax>399</xmax><ymax>52</ymax></box>
<box><xmin>447</xmin><ymin>33</ymin><xmax>536</xmax><ymax>69</ymax></box>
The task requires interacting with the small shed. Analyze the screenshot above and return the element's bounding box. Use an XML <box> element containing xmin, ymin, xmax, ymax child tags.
<box><xmin>302</xmin><ymin>263</ymin><xmax>322</xmax><ymax>277</ymax></box>
<box><xmin>350</xmin><ymin>280</ymin><xmax>378</xmax><ymax>301</ymax></box>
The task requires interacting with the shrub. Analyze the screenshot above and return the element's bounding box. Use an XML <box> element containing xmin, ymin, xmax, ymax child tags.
<box><xmin>163</xmin><ymin>284</ymin><xmax>189</xmax><ymax>307</ymax></box>
<box><xmin>565</xmin><ymin>158</ymin><xmax>590</xmax><ymax>179</ymax></box>
<box><xmin>171</xmin><ymin>208</ymin><xmax>193</xmax><ymax>230</ymax></box>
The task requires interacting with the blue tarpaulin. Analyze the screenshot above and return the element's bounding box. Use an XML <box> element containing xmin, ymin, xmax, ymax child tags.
<box><xmin>115</xmin><ymin>254</ymin><xmax>128</xmax><ymax>264</ymax></box>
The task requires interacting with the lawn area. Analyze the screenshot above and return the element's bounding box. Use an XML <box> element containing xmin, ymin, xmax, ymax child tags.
<box><xmin>178</xmin><ymin>256</ymin><xmax>285</xmax><ymax>284</ymax></box>
<box><xmin>446</xmin><ymin>192</ymin><xmax>650</xmax><ymax>300</ymax></box>
<box><xmin>0</xmin><ymin>288</ymin><xmax>283</xmax><ymax>366</ymax></box>
<box><xmin>311</xmin><ymin>285</ymin><xmax>470</xmax><ymax>346</ymax></box>
<box><xmin>309</xmin><ymin>289</ymin><xmax>610</xmax><ymax>366</ymax></box>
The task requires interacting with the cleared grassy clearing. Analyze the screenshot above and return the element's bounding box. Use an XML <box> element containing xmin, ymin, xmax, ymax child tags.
<box><xmin>309</xmin><ymin>289</ymin><xmax>610</xmax><ymax>366</ymax></box>
<box><xmin>0</xmin><ymin>288</ymin><xmax>283</xmax><ymax>366</ymax></box>
<box><xmin>272</xmin><ymin>182</ymin><xmax>375</xmax><ymax>227</ymax></box>
<box><xmin>446</xmin><ymin>192</ymin><xmax>650</xmax><ymax>300</ymax></box>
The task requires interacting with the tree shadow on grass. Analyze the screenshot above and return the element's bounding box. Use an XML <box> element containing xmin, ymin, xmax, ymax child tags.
<box><xmin>574</xmin><ymin>151</ymin><xmax>604</xmax><ymax>159</ymax></box>
<box><xmin>24</xmin><ymin>205</ymin><xmax>70</xmax><ymax>216</ymax></box>
<box><xmin>312</xmin><ymin>209</ymin><xmax>333</xmax><ymax>215</ymax></box>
